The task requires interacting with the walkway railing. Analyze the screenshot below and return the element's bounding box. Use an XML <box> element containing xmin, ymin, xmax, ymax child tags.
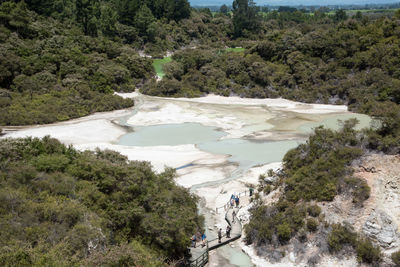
<box><xmin>186</xmin><ymin>190</ymin><xmax>252</xmax><ymax>267</ymax></box>
<box><xmin>215</xmin><ymin>189</ymin><xmax>249</xmax><ymax>214</ymax></box>
<box><xmin>187</xmin><ymin>243</ymin><xmax>209</xmax><ymax>267</ymax></box>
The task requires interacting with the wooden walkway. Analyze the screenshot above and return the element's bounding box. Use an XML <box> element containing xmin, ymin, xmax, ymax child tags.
<box><xmin>186</xmin><ymin>205</ymin><xmax>243</xmax><ymax>267</ymax></box>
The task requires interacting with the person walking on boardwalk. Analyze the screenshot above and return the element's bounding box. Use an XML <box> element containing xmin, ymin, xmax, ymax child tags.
<box><xmin>218</xmin><ymin>228</ymin><xmax>222</xmax><ymax>243</ymax></box>
<box><xmin>226</xmin><ymin>225</ymin><xmax>231</xmax><ymax>238</ymax></box>
<box><xmin>235</xmin><ymin>195</ymin><xmax>239</xmax><ymax>207</ymax></box>
<box><xmin>232</xmin><ymin>210</ymin><xmax>236</xmax><ymax>223</ymax></box>
<box><xmin>201</xmin><ymin>232</ymin><xmax>207</xmax><ymax>247</ymax></box>
<box><xmin>191</xmin><ymin>234</ymin><xmax>196</xmax><ymax>248</ymax></box>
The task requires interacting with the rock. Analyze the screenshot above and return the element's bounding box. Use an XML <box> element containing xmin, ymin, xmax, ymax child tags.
<box><xmin>289</xmin><ymin>252</ymin><xmax>296</xmax><ymax>262</ymax></box>
<box><xmin>264</xmin><ymin>176</ymin><xmax>277</xmax><ymax>184</ymax></box>
<box><xmin>362</xmin><ymin>210</ymin><xmax>399</xmax><ymax>248</ymax></box>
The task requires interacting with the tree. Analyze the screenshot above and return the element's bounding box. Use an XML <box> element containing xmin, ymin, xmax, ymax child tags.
<box><xmin>334</xmin><ymin>9</ymin><xmax>348</xmax><ymax>22</ymax></box>
<box><xmin>100</xmin><ymin>4</ymin><xmax>117</xmax><ymax>37</ymax></box>
<box><xmin>232</xmin><ymin>0</ymin><xmax>260</xmax><ymax>37</ymax></box>
<box><xmin>220</xmin><ymin>4</ymin><xmax>229</xmax><ymax>14</ymax></box>
<box><xmin>115</xmin><ymin>0</ymin><xmax>139</xmax><ymax>25</ymax></box>
<box><xmin>76</xmin><ymin>0</ymin><xmax>100</xmax><ymax>36</ymax></box>
<box><xmin>173</xmin><ymin>0</ymin><xmax>191</xmax><ymax>21</ymax></box>
<box><xmin>134</xmin><ymin>5</ymin><xmax>155</xmax><ymax>38</ymax></box>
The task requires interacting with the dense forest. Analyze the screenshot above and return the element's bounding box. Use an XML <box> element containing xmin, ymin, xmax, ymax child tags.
<box><xmin>0</xmin><ymin>0</ymin><xmax>227</xmax><ymax>125</ymax></box>
<box><xmin>0</xmin><ymin>136</ymin><xmax>203</xmax><ymax>266</ymax></box>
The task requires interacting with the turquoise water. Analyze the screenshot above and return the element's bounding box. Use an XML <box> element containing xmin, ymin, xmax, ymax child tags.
<box><xmin>299</xmin><ymin>113</ymin><xmax>372</xmax><ymax>133</ymax></box>
<box><xmin>119</xmin><ymin>123</ymin><xmax>226</xmax><ymax>146</ymax></box>
<box><xmin>198</xmin><ymin>139</ymin><xmax>300</xmax><ymax>168</ymax></box>
<box><xmin>118</xmin><ymin>123</ymin><xmax>300</xmax><ymax>168</ymax></box>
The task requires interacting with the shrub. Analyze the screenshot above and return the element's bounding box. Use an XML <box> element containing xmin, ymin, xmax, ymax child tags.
<box><xmin>327</xmin><ymin>224</ymin><xmax>357</xmax><ymax>252</ymax></box>
<box><xmin>306</xmin><ymin>218</ymin><xmax>319</xmax><ymax>232</ymax></box>
<box><xmin>277</xmin><ymin>222</ymin><xmax>292</xmax><ymax>242</ymax></box>
<box><xmin>352</xmin><ymin>179</ymin><xmax>371</xmax><ymax>205</ymax></box>
<box><xmin>307</xmin><ymin>204</ymin><xmax>321</xmax><ymax>217</ymax></box>
<box><xmin>392</xmin><ymin>250</ymin><xmax>400</xmax><ymax>266</ymax></box>
<box><xmin>356</xmin><ymin>238</ymin><xmax>381</xmax><ymax>264</ymax></box>
<box><xmin>263</xmin><ymin>184</ymin><xmax>272</xmax><ymax>195</ymax></box>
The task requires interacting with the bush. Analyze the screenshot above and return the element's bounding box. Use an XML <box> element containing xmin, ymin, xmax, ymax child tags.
<box><xmin>306</xmin><ymin>218</ymin><xmax>319</xmax><ymax>232</ymax></box>
<box><xmin>392</xmin><ymin>250</ymin><xmax>400</xmax><ymax>266</ymax></box>
<box><xmin>328</xmin><ymin>224</ymin><xmax>357</xmax><ymax>252</ymax></box>
<box><xmin>352</xmin><ymin>179</ymin><xmax>371</xmax><ymax>205</ymax></box>
<box><xmin>263</xmin><ymin>184</ymin><xmax>272</xmax><ymax>195</ymax></box>
<box><xmin>277</xmin><ymin>222</ymin><xmax>292</xmax><ymax>242</ymax></box>
<box><xmin>356</xmin><ymin>238</ymin><xmax>381</xmax><ymax>264</ymax></box>
<box><xmin>307</xmin><ymin>204</ymin><xmax>321</xmax><ymax>217</ymax></box>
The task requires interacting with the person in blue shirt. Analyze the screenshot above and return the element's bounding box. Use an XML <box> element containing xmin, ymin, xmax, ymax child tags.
<box><xmin>201</xmin><ymin>233</ymin><xmax>206</xmax><ymax>247</ymax></box>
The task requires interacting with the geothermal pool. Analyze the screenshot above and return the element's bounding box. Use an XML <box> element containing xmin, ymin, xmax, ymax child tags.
<box><xmin>3</xmin><ymin>93</ymin><xmax>372</xmax><ymax>266</ymax></box>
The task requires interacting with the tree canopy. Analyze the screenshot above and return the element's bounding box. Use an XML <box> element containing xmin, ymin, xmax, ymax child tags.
<box><xmin>0</xmin><ymin>136</ymin><xmax>203</xmax><ymax>265</ymax></box>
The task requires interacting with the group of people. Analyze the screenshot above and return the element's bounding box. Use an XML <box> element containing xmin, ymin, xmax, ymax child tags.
<box><xmin>230</xmin><ymin>194</ymin><xmax>240</xmax><ymax>208</ymax></box>
<box><xmin>218</xmin><ymin>224</ymin><xmax>232</xmax><ymax>243</ymax></box>
<box><xmin>191</xmin><ymin>193</ymin><xmax>242</xmax><ymax>248</ymax></box>
<box><xmin>191</xmin><ymin>231</ymin><xmax>207</xmax><ymax>248</ymax></box>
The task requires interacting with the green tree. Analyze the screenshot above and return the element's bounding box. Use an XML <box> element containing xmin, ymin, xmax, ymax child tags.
<box><xmin>134</xmin><ymin>5</ymin><xmax>155</xmax><ymax>38</ymax></box>
<box><xmin>232</xmin><ymin>0</ymin><xmax>260</xmax><ymax>37</ymax></box>
<box><xmin>100</xmin><ymin>4</ymin><xmax>117</xmax><ymax>37</ymax></box>
<box><xmin>76</xmin><ymin>0</ymin><xmax>99</xmax><ymax>36</ymax></box>
<box><xmin>115</xmin><ymin>0</ymin><xmax>139</xmax><ymax>25</ymax></box>
<box><xmin>334</xmin><ymin>9</ymin><xmax>348</xmax><ymax>22</ymax></box>
<box><xmin>220</xmin><ymin>4</ymin><xmax>229</xmax><ymax>14</ymax></box>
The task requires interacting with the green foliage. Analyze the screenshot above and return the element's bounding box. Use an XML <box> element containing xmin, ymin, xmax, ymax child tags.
<box><xmin>283</xmin><ymin>124</ymin><xmax>363</xmax><ymax>202</ymax></box>
<box><xmin>328</xmin><ymin>224</ymin><xmax>357</xmax><ymax>252</ymax></box>
<box><xmin>344</xmin><ymin>177</ymin><xmax>371</xmax><ymax>205</ymax></box>
<box><xmin>0</xmin><ymin>137</ymin><xmax>203</xmax><ymax>264</ymax></box>
<box><xmin>356</xmin><ymin>238</ymin><xmax>381</xmax><ymax>264</ymax></box>
<box><xmin>135</xmin><ymin>11</ymin><xmax>400</xmax><ymax>154</ymax></box>
<box><xmin>232</xmin><ymin>0</ymin><xmax>261</xmax><ymax>37</ymax></box>
<box><xmin>0</xmin><ymin>1</ymin><xmax>162</xmax><ymax>125</ymax></box>
<box><xmin>306</xmin><ymin>218</ymin><xmax>319</xmax><ymax>232</ymax></box>
<box><xmin>245</xmin><ymin>201</ymin><xmax>307</xmax><ymax>245</ymax></box>
<box><xmin>277</xmin><ymin>222</ymin><xmax>292</xmax><ymax>242</ymax></box>
<box><xmin>84</xmin><ymin>241</ymin><xmax>167</xmax><ymax>267</ymax></box>
<box><xmin>307</xmin><ymin>204</ymin><xmax>321</xmax><ymax>217</ymax></box>
<box><xmin>327</xmin><ymin>224</ymin><xmax>381</xmax><ymax>264</ymax></box>
<box><xmin>392</xmin><ymin>250</ymin><xmax>400</xmax><ymax>266</ymax></box>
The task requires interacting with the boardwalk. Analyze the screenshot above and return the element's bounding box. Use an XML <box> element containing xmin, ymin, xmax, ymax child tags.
<box><xmin>187</xmin><ymin>205</ymin><xmax>243</xmax><ymax>267</ymax></box>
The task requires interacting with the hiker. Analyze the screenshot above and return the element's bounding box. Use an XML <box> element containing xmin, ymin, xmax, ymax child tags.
<box><xmin>230</xmin><ymin>198</ymin><xmax>234</xmax><ymax>207</ymax></box>
<box><xmin>249</xmin><ymin>187</ymin><xmax>254</xmax><ymax>197</ymax></box>
<box><xmin>232</xmin><ymin>210</ymin><xmax>236</xmax><ymax>223</ymax></box>
<box><xmin>218</xmin><ymin>228</ymin><xmax>222</xmax><ymax>243</ymax></box>
<box><xmin>235</xmin><ymin>195</ymin><xmax>239</xmax><ymax>207</ymax></box>
<box><xmin>196</xmin><ymin>231</ymin><xmax>201</xmax><ymax>242</ymax></box>
<box><xmin>201</xmin><ymin>233</ymin><xmax>207</xmax><ymax>247</ymax></box>
<box><xmin>226</xmin><ymin>225</ymin><xmax>231</xmax><ymax>238</ymax></box>
<box><xmin>191</xmin><ymin>234</ymin><xmax>196</xmax><ymax>248</ymax></box>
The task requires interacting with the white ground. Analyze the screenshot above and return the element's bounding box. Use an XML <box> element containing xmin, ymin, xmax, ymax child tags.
<box><xmin>1</xmin><ymin>93</ymin><xmax>365</xmax><ymax>266</ymax></box>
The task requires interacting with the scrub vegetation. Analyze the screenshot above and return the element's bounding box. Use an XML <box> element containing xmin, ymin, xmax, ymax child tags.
<box><xmin>245</xmin><ymin>120</ymin><xmax>383</xmax><ymax>265</ymax></box>
<box><xmin>0</xmin><ymin>136</ymin><xmax>203</xmax><ymax>266</ymax></box>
